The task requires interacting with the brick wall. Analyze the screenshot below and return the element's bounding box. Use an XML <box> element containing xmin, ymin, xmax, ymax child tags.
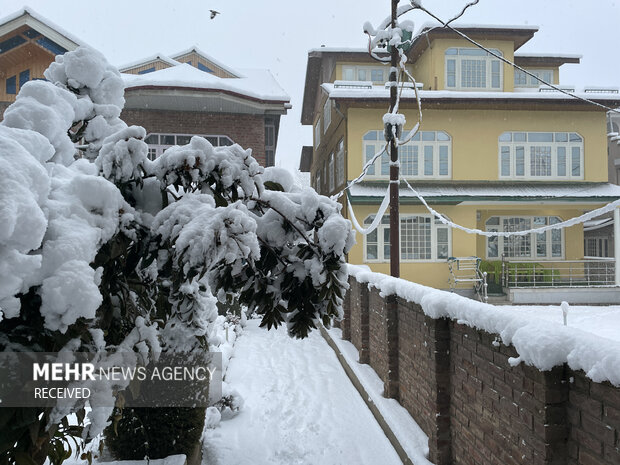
<box><xmin>344</xmin><ymin>275</ymin><xmax>620</xmax><ymax>465</ymax></box>
<box><xmin>121</xmin><ymin>109</ymin><xmax>267</xmax><ymax>166</ymax></box>
<box><xmin>567</xmin><ymin>371</ymin><xmax>620</xmax><ymax>465</ymax></box>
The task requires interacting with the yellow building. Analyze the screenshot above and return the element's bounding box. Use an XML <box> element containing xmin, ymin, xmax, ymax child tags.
<box><xmin>301</xmin><ymin>25</ymin><xmax>620</xmax><ymax>299</ymax></box>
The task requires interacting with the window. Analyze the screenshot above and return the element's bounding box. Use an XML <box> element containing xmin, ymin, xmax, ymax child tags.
<box><xmin>486</xmin><ymin>216</ymin><xmax>563</xmax><ymax>260</ymax></box>
<box><xmin>198</xmin><ymin>62</ymin><xmax>214</xmax><ymax>73</ymax></box>
<box><xmin>363</xmin><ymin>215</ymin><xmax>450</xmax><ymax>262</ymax></box>
<box><xmin>144</xmin><ymin>133</ymin><xmax>234</xmax><ymax>160</ymax></box>
<box><xmin>499</xmin><ymin>132</ymin><xmax>583</xmax><ymax>179</ymax></box>
<box><xmin>342</xmin><ymin>65</ymin><xmax>387</xmax><ymax>83</ymax></box>
<box><xmin>336</xmin><ymin>138</ymin><xmax>345</xmax><ymax>187</ymax></box>
<box><xmin>445</xmin><ymin>48</ymin><xmax>503</xmax><ymax>90</ymax></box>
<box><xmin>19</xmin><ymin>69</ymin><xmax>30</xmax><ymax>88</ymax></box>
<box><xmin>315</xmin><ymin>169</ymin><xmax>321</xmax><ymax>193</ymax></box>
<box><xmin>585</xmin><ymin>237</ymin><xmax>609</xmax><ymax>257</ymax></box>
<box><xmin>323</xmin><ymin>99</ymin><xmax>331</xmax><ymax>133</ymax></box>
<box><xmin>265</xmin><ymin>118</ymin><xmax>276</xmax><ymax>167</ymax></box>
<box><xmin>328</xmin><ymin>152</ymin><xmax>335</xmax><ymax>192</ymax></box>
<box><xmin>363</xmin><ymin>130</ymin><xmax>451</xmax><ymax>179</ymax></box>
<box><xmin>314</xmin><ymin>118</ymin><xmax>321</xmax><ymax>149</ymax></box>
<box><xmin>138</xmin><ymin>67</ymin><xmax>156</xmax><ymax>75</ymax></box>
<box><xmin>514</xmin><ymin>69</ymin><xmax>554</xmax><ymax>87</ymax></box>
<box><xmin>6</xmin><ymin>75</ymin><xmax>16</xmax><ymax>94</ymax></box>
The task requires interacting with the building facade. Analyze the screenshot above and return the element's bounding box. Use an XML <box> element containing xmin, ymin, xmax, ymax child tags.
<box><xmin>0</xmin><ymin>8</ymin><xmax>290</xmax><ymax>167</ymax></box>
<box><xmin>302</xmin><ymin>25</ymin><xmax>620</xmax><ymax>291</ymax></box>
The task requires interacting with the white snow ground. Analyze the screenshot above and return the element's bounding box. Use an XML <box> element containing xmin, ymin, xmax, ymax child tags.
<box><xmin>202</xmin><ymin>319</ymin><xmax>403</xmax><ymax>465</ymax></box>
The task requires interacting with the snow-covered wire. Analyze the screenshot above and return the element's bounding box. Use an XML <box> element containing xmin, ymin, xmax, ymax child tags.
<box><xmin>400</xmin><ymin>176</ymin><xmax>620</xmax><ymax>236</ymax></box>
<box><xmin>346</xmin><ymin>184</ymin><xmax>392</xmax><ymax>235</ymax></box>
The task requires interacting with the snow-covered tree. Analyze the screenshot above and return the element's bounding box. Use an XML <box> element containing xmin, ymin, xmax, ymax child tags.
<box><xmin>0</xmin><ymin>46</ymin><xmax>354</xmax><ymax>465</ymax></box>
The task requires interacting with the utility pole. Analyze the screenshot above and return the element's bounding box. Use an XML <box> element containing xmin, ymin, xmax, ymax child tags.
<box><xmin>389</xmin><ymin>0</ymin><xmax>400</xmax><ymax>279</ymax></box>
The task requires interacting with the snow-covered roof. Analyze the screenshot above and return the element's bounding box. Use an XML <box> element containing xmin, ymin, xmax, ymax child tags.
<box><xmin>418</xmin><ymin>22</ymin><xmax>540</xmax><ymax>33</ymax></box>
<box><xmin>348</xmin><ymin>182</ymin><xmax>620</xmax><ymax>202</ymax></box>
<box><xmin>122</xmin><ymin>63</ymin><xmax>289</xmax><ymax>103</ymax></box>
<box><xmin>515</xmin><ymin>52</ymin><xmax>582</xmax><ymax>59</ymax></box>
<box><xmin>118</xmin><ymin>53</ymin><xmax>181</xmax><ymax>71</ymax></box>
<box><xmin>583</xmin><ymin>217</ymin><xmax>614</xmax><ymax>231</ymax></box>
<box><xmin>170</xmin><ymin>45</ymin><xmax>240</xmax><ymax>78</ymax></box>
<box><xmin>321</xmin><ymin>82</ymin><xmax>620</xmax><ymax>103</ymax></box>
<box><xmin>0</xmin><ymin>7</ymin><xmax>86</xmax><ymax>49</ymax></box>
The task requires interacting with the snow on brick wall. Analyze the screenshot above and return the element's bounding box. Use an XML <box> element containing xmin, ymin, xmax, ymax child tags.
<box><xmin>344</xmin><ymin>265</ymin><xmax>620</xmax><ymax>465</ymax></box>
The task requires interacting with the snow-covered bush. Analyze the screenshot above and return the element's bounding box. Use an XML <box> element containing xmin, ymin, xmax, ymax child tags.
<box><xmin>0</xmin><ymin>46</ymin><xmax>353</xmax><ymax>465</ymax></box>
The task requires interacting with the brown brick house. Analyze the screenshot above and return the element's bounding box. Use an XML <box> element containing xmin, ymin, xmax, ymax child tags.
<box><xmin>0</xmin><ymin>8</ymin><xmax>290</xmax><ymax>167</ymax></box>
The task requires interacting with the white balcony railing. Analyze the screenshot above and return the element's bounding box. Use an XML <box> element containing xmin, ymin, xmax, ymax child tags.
<box><xmin>501</xmin><ymin>257</ymin><xmax>616</xmax><ymax>288</ymax></box>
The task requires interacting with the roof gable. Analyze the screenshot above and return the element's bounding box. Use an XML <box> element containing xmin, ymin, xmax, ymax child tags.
<box><xmin>0</xmin><ymin>7</ymin><xmax>83</xmax><ymax>53</ymax></box>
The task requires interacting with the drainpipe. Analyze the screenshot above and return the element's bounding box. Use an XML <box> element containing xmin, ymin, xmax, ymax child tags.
<box><xmin>615</xmin><ymin>207</ymin><xmax>620</xmax><ymax>286</ymax></box>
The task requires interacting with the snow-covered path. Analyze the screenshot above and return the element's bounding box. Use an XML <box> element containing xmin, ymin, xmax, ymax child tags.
<box><xmin>203</xmin><ymin>319</ymin><xmax>403</xmax><ymax>465</ymax></box>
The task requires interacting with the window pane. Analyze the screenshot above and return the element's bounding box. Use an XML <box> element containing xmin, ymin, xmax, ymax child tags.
<box><xmin>401</xmin><ymin>217</ymin><xmax>431</xmax><ymax>260</ymax></box>
<box><xmin>343</xmin><ymin>68</ymin><xmax>354</xmax><ymax>80</ymax></box>
<box><xmin>401</xmin><ymin>145</ymin><xmax>417</xmax><ymax>176</ymax></box>
<box><xmin>460</xmin><ymin>48</ymin><xmax>486</xmax><ymax>56</ymax></box>
<box><xmin>439</xmin><ymin>146</ymin><xmax>449</xmax><ymax>175</ymax></box>
<box><xmin>503</xmin><ymin>217</ymin><xmax>531</xmax><ymax>258</ymax></box>
<box><xmin>555</xmin><ymin>132</ymin><xmax>568</xmax><ymax>142</ymax></box>
<box><xmin>6</xmin><ymin>76</ymin><xmax>16</xmax><ymax>94</ymax></box>
<box><xmin>367</xmin><ymin>230</ymin><xmax>377</xmax><ymax>242</ymax></box>
<box><xmin>422</xmin><ymin>131</ymin><xmax>435</xmax><ymax>141</ymax></box>
<box><xmin>163</xmin><ymin>135</ymin><xmax>175</xmax><ymax>145</ymax></box>
<box><xmin>384</xmin><ymin>227</ymin><xmax>390</xmax><ymax>258</ymax></box>
<box><xmin>19</xmin><ymin>69</ymin><xmax>30</xmax><ymax>88</ymax></box>
<box><xmin>486</xmin><ymin>216</ymin><xmax>499</xmax><ymax>226</ymax></box>
<box><xmin>515</xmin><ymin>147</ymin><xmax>525</xmax><ymax>176</ymax></box>
<box><xmin>569</xmin><ymin>133</ymin><xmax>582</xmax><ymax>142</ymax></box>
<box><xmin>437</xmin><ymin>131</ymin><xmax>450</xmax><ymax>141</ymax></box>
<box><xmin>528</xmin><ymin>132</ymin><xmax>553</xmax><ymax>143</ymax></box>
<box><xmin>491</xmin><ymin>61</ymin><xmax>500</xmax><ymax>88</ymax></box>
<box><xmin>367</xmin><ymin>245</ymin><xmax>378</xmax><ymax>260</ymax></box>
<box><xmin>514</xmin><ymin>132</ymin><xmax>526</xmax><ymax>142</ymax></box>
<box><xmin>176</xmin><ymin>135</ymin><xmax>191</xmax><ymax>145</ymax></box>
<box><xmin>364</xmin><ymin>131</ymin><xmax>378</xmax><ymax>141</ymax></box>
<box><xmin>557</xmin><ymin>147</ymin><xmax>566</xmax><ymax>176</ymax></box>
<box><xmin>371</xmin><ymin>69</ymin><xmax>383</xmax><ymax>82</ymax></box>
<box><xmin>530</xmin><ymin>146</ymin><xmax>552</xmax><ymax>176</ymax></box>
<box><xmin>461</xmin><ymin>59</ymin><xmax>486</xmax><ymax>88</ymax></box>
<box><xmin>536</xmin><ymin>232</ymin><xmax>547</xmax><ymax>257</ymax></box>
<box><xmin>381</xmin><ymin>151</ymin><xmax>390</xmax><ymax>176</ymax></box>
<box><xmin>499</xmin><ymin>132</ymin><xmax>511</xmax><ymax>142</ymax></box>
<box><xmin>571</xmin><ymin>147</ymin><xmax>581</xmax><ymax>176</ymax></box>
<box><xmin>446</xmin><ymin>59</ymin><xmax>456</xmax><ymax>87</ymax></box>
<box><xmin>145</xmin><ymin>134</ymin><xmax>159</xmax><ymax>144</ymax></box>
<box><xmin>437</xmin><ymin>228</ymin><xmax>449</xmax><ymax>259</ymax></box>
<box><xmin>501</xmin><ymin>146</ymin><xmax>511</xmax><ymax>176</ymax></box>
<box><xmin>357</xmin><ymin>68</ymin><xmax>367</xmax><ymax>81</ymax></box>
<box><xmin>365</xmin><ymin>145</ymin><xmax>376</xmax><ymax>175</ymax></box>
<box><xmin>487</xmin><ymin>230</ymin><xmax>498</xmax><ymax>258</ymax></box>
<box><xmin>424</xmin><ymin>146</ymin><xmax>433</xmax><ymax>175</ymax></box>
<box><xmin>445</xmin><ymin>48</ymin><xmax>458</xmax><ymax>55</ymax></box>
<box><xmin>514</xmin><ymin>70</ymin><xmax>527</xmax><ymax>86</ymax></box>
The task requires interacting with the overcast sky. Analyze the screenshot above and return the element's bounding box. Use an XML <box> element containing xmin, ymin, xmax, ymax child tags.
<box><xmin>2</xmin><ymin>0</ymin><xmax>619</xmax><ymax>171</ymax></box>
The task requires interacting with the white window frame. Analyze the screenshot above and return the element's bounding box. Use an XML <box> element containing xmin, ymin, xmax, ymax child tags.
<box><xmin>314</xmin><ymin>118</ymin><xmax>321</xmax><ymax>149</ymax></box>
<box><xmin>363</xmin><ymin>214</ymin><xmax>451</xmax><ymax>262</ymax></box>
<box><xmin>363</xmin><ymin>130</ymin><xmax>451</xmax><ymax>179</ymax></box>
<box><xmin>514</xmin><ymin>69</ymin><xmax>554</xmax><ymax>88</ymax></box>
<box><xmin>336</xmin><ymin>138</ymin><xmax>345</xmax><ymax>187</ymax></box>
<box><xmin>342</xmin><ymin>65</ymin><xmax>387</xmax><ymax>83</ymax></box>
<box><xmin>445</xmin><ymin>47</ymin><xmax>503</xmax><ymax>91</ymax></box>
<box><xmin>323</xmin><ymin>99</ymin><xmax>332</xmax><ymax>133</ymax></box>
<box><xmin>145</xmin><ymin>133</ymin><xmax>233</xmax><ymax>160</ymax></box>
<box><xmin>585</xmin><ymin>236</ymin><xmax>610</xmax><ymax>258</ymax></box>
<box><xmin>498</xmin><ymin>132</ymin><xmax>584</xmax><ymax>180</ymax></box>
<box><xmin>485</xmin><ymin>215</ymin><xmax>564</xmax><ymax>260</ymax></box>
<box><xmin>328</xmin><ymin>152</ymin><xmax>335</xmax><ymax>192</ymax></box>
